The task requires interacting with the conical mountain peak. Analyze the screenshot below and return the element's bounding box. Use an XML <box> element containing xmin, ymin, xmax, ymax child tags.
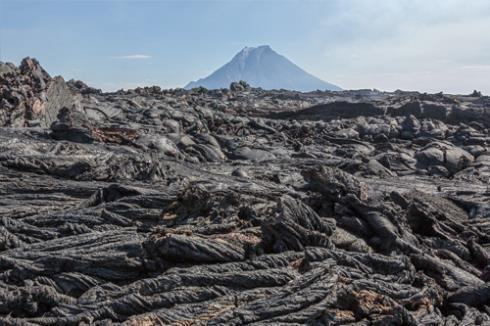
<box><xmin>185</xmin><ymin>46</ymin><xmax>341</xmax><ymax>92</ymax></box>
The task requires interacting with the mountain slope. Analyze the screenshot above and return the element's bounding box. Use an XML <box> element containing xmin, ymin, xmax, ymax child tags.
<box><xmin>185</xmin><ymin>45</ymin><xmax>341</xmax><ymax>92</ymax></box>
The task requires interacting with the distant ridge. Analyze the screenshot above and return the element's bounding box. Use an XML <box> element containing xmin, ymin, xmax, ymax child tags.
<box><xmin>185</xmin><ymin>45</ymin><xmax>341</xmax><ymax>92</ymax></box>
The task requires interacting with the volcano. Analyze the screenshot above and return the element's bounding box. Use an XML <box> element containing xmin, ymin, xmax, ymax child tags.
<box><xmin>185</xmin><ymin>45</ymin><xmax>341</xmax><ymax>92</ymax></box>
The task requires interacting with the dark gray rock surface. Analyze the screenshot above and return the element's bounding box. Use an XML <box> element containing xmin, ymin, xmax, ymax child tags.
<box><xmin>0</xmin><ymin>58</ymin><xmax>81</xmax><ymax>128</ymax></box>
<box><xmin>0</xmin><ymin>58</ymin><xmax>489</xmax><ymax>325</ymax></box>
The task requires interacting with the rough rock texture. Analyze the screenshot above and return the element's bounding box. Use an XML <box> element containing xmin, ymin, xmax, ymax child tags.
<box><xmin>0</xmin><ymin>58</ymin><xmax>81</xmax><ymax>128</ymax></box>
<box><xmin>0</xmin><ymin>58</ymin><xmax>489</xmax><ymax>325</ymax></box>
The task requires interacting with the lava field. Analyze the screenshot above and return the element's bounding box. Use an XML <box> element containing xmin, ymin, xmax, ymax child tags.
<box><xmin>0</xmin><ymin>58</ymin><xmax>489</xmax><ymax>325</ymax></box>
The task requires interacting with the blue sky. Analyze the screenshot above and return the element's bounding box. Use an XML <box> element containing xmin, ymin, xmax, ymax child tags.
<box><xmin>1</xmin><ymin>0</ymin><xmax>489</xmax><ymax>93</ymax></box>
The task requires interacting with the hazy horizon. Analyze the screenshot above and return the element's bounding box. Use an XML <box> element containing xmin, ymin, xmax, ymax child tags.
<box><xmin>1</xmin><ymin>0</ymin><xmax>489</xmax><ymax>94</ymax></box>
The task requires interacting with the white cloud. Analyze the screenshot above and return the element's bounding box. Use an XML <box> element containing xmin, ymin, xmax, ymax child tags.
<box><xmin>459</xmin><ymin>65</ymin><xmax>490</xmax><ymax>70</ymax></box>
<box><xmin>315</xmin><ymin>0</ymin><xmax>490</xmax><ymax>94</ymax></box>
<box><xmin>111</xmin><ymin>54</ymin><xmax>151</xmax><ymax>60</ymax></box>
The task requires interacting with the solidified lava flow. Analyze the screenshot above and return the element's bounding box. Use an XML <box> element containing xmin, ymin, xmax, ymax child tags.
<box><xmin>0</xmin><ymin>58</ymin><xmax>489</xmax><ymax>325</ymax></box>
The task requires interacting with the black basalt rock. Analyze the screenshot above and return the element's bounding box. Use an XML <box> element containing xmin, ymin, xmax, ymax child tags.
<box><xmin>0</xmin><ymin>57</ymin><xmax>489</xmax><ymax>324</ymax></box>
